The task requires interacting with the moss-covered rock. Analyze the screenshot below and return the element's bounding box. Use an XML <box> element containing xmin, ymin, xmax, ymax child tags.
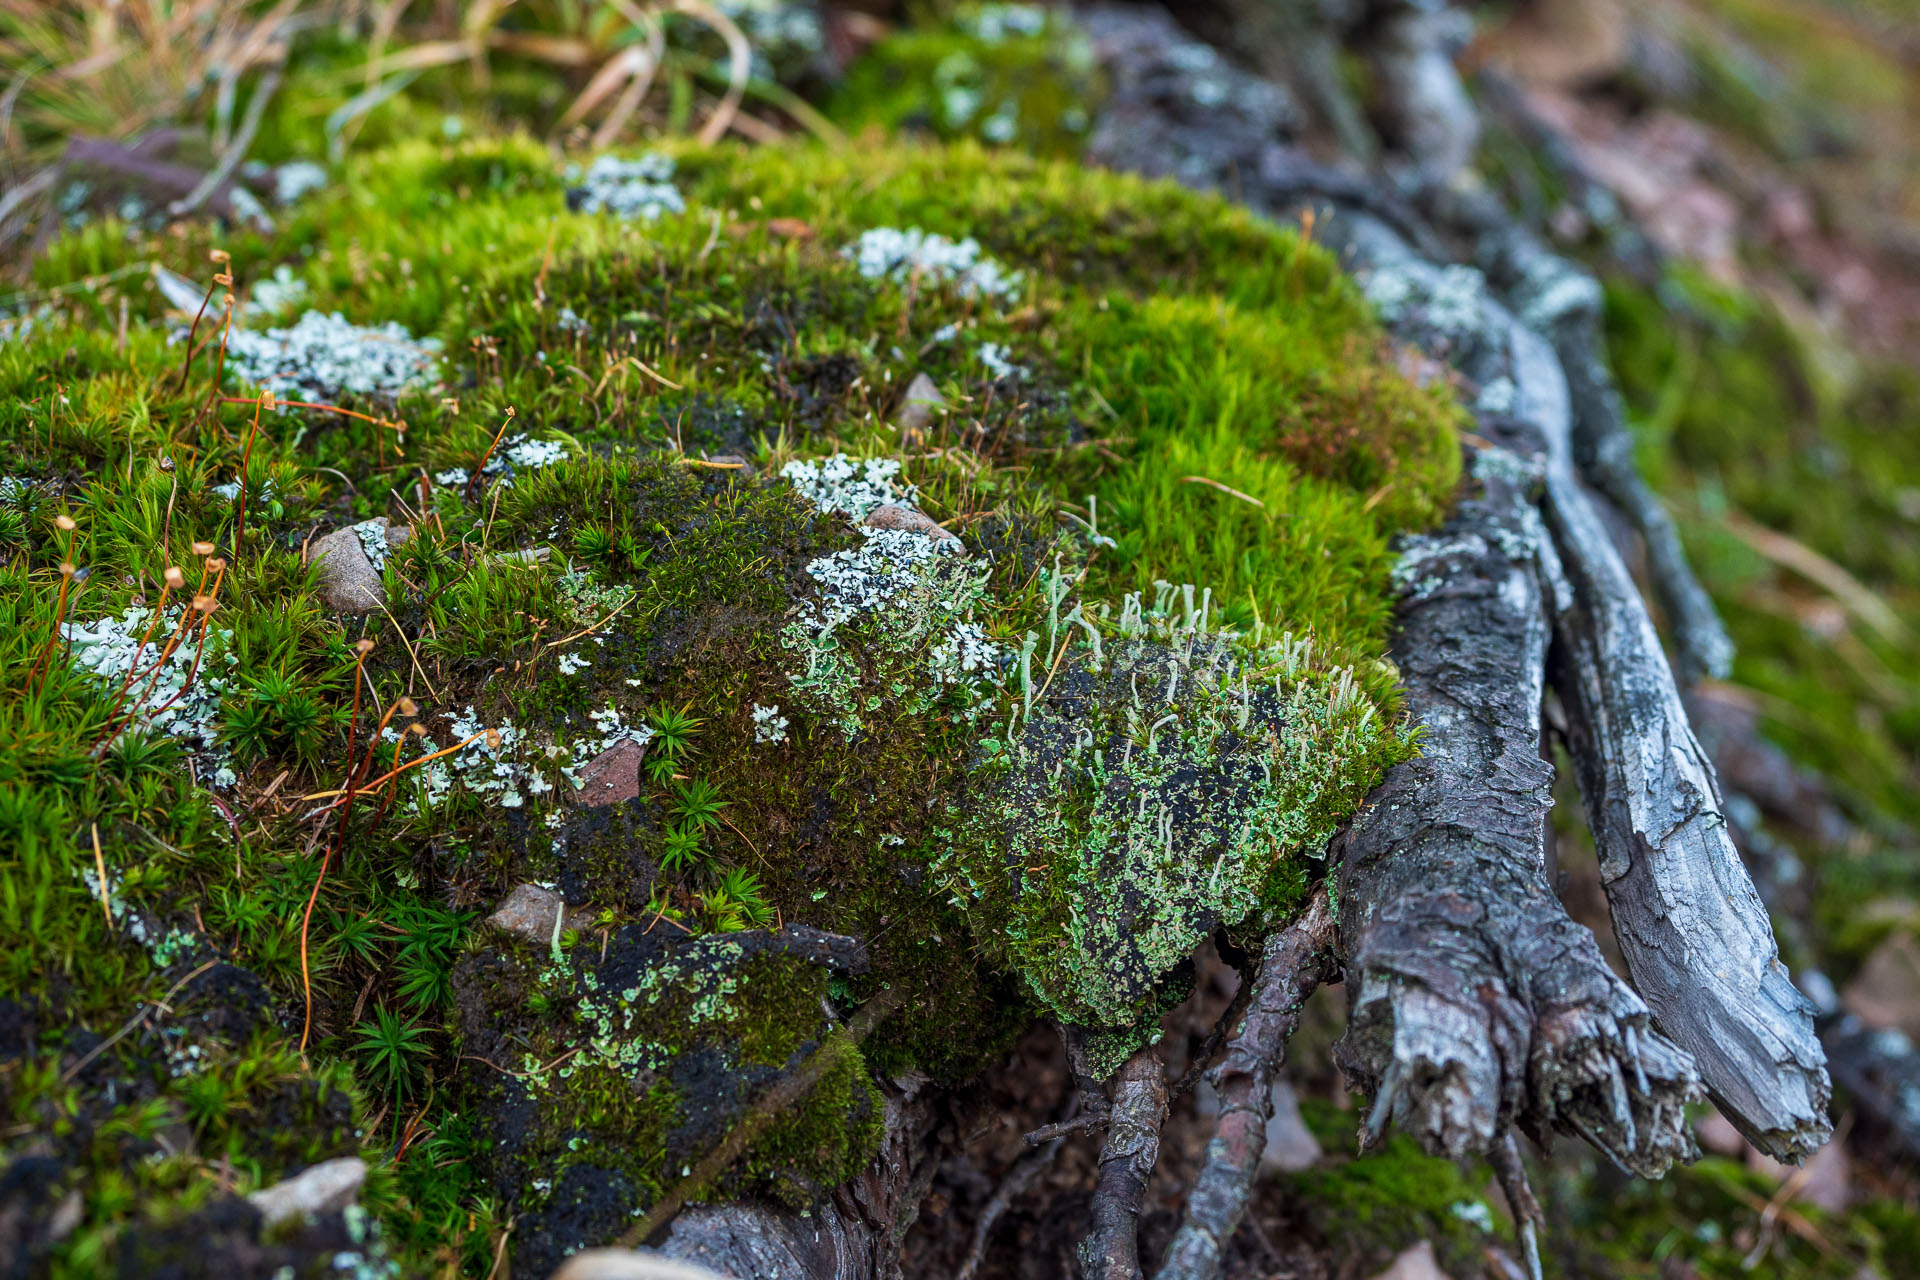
<box><xmin>0</xmin><ymin>128</ymin><xmax>1463</xmax><ymax>1272</ymax></box>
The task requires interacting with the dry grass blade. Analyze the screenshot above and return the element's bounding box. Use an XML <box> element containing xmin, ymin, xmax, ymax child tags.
<box><xmin>1720</xmin><ymin>508</ymin><xmax>1908</xmax><ymax>644</ymax></box>
<box><xmin>673</xmin><ymin>0</ymin><xmax>749</xmax><ymax>146</ymax></box>
<box><xmin>1181</xmin><ymin>475</ymin><xmax>1266</xmax><ymax>508</ymax></box>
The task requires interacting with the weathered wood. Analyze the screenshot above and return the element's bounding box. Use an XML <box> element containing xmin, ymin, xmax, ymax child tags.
<box><xmin>1157</xmin><ymin>891</ymin><xmax>1338</xmax><ymax>1280</ymax></box>
<box><xmin>1327</xmin><ymin>397</ymin><xmax>1698</xmax><ymax>1176</ymax></box>
<box><xmin>1427</xmin><ymin>183</ymin><xmax>1735</xmax><ymax>686</ymax></box>
<box><xmin>1311</xmin><ymin>207</ymin><xmax>1828</xmax><ymax>1162</ymax></box>
<box><xmin>1081</xmin><ymin>1046</ymin><xmax>1170</xmax><ymax>1280</ymax></box>
<box><xmin>1518</xmin><ymin>329</ymin><xmax>1833</xmax><ymax>1161</ymax></box>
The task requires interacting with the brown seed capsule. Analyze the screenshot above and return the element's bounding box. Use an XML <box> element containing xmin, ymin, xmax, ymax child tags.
<box><xmin>58</xmin><ymin>561</ymin><xmax>75</xmax><ymax>578</ymax></box>
<box><xmin>397</xmin><ymin>697</ymin><xmax>419</xmax><ymax>717</ymax></box>
<box><xmin>205</xmin><ymin>557</ymin><xmax>227</xmax><ymax>573</ymax></box>
<box><xmin>192</xmin><ymin>594</ymin><xmax>215</xmax><ymax>613</ymax></box>
<box><xmin>355</xmin><ymin>638</ymin><xmax>376</xmax><ymax>656</ymax></box>
<box><xmin>192</xmin><ymin>541</ymin><xmax>215</xmax><ymax>557</ymax></box>
<box><xmin>484</xmin><ymin>730</ymin><xmax>503</xmax><ymax>750</ymax></box>
<box><xmin>54</xmin><ymin>515</ymin><xmax>76</xmax><ymax>532</ymax></box>
<box><xmin>163</xmin><ymin>567</ymin><xmax>186</xmax><ymax>589</ymax></box>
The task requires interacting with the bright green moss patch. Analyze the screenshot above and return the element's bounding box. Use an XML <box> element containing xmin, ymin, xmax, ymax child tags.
<box><xmin>1</xmin><ymin>131</ymin><xmax>1459</xmax><ymax>1270</ymax></box>
<box><xmin>1271</xmin><ymin>1098</ymin><xmax>1505</xmax><ymax>1276</ymax></box>
<box><xmin>830</xmin><ymin>4</ymin><xmax>1105</xmax><ymax>156</ymax></box>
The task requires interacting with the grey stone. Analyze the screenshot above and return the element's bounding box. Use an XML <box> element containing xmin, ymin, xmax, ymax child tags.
<box><xmin>307</xmin><ymin>519</ymin><xmax>385</xmax><ymax>614</ymax></box>
<box><xmin>489</xmin><ymin>883</ymin><xmax>594</xmax><ymax>943</ymax></box>
<box><xmin>1259</xmin><ymin>1079</ymin><xmax>1323</xmax><ymax>1174</ymax></box>
<box><xmin>247</xmin><ymin>1156</ymin><xmax>367</xmax><ymax>1228</ymax></box>
<box><xmin>896</xmin><ymin>372</ymin><xmax>946</xmax><ymax>432</ymax></box>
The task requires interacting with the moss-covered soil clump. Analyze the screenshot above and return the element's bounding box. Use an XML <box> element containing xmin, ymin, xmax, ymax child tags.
<box><xmin>0</xmin><ymin>127</ymin><xmax>1463</xmax><ymax>1273</ymax></box>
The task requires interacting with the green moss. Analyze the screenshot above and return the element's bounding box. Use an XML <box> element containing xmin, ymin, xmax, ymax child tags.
<box><xmin>944</xmin><ymin>614</ymin><xmax>1408</xmax><ymax>1033</ymax></box>
<box><xmin>831</xmin><ymin>4</ymin><xmax>1105</xmax><ymax>156</ymax></box>
<box><xmin>1273</xmin><ymin>1099</ymin><xmax>1501</xmax><ymax>1276</ymax></box>
<box><xmin>1</xmin><ymin>128</ymin><xmax>1460</xmax><ymax>1272</ymax></box>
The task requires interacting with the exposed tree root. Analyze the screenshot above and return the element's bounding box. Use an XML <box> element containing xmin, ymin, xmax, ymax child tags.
<box><xmin>1489</xmin><ymin>1133</ymin><xmax>1546</xmax><ymax>1280</ymax></box>
<box><xmin>1156</xmin><ymin>891</ymin><xmax>1338</xmax><ymax>1280</ymax></box>
<box><xmin>1426</xmin><ymin>183</ymin><xmax>1736</xmax><ymax>686</ymax></box>
<box><xmin>1327</xmin><ymin>389</ymin><xmax>1699</xmax><ymax>1175</ymax></box>
<box><xmin>1081</xmin><ymin>1046</ymin><xmax>1170</xmax><ymax>1280</ymax></box>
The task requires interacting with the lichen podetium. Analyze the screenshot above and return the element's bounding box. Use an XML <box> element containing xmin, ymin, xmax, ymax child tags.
<box><xmin>0</xmin><ymin>134</ymin><xmax>1462</xmax><ymax>1270</ymax></box>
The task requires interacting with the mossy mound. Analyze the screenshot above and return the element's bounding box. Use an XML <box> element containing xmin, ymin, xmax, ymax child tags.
<box><xmin>1</xmin><ymin>132</ymin><xmax>1460</xmax><ymax>1271</ymax></box>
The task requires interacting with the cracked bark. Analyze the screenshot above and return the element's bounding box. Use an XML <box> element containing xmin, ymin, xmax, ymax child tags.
<box><xmin>1329</xmin><ymin>401</ymin><xmax>1699</xmax><ymax>1176</ymax></box>
<box><xmin>1425</xmin><ymin>183</ymin><xmax>1736</xmax><ymax>686</ymax></box>
<box><xmin>1156</xmin><ymin>891</ymin><xmax>1338</xmax><ymax>1280</ymax></box>
<box><xmin>1081</xmin><ymin>1045</ymin><xmax>1170</xmax><ymax>1280</ymax></box>
<box><xmin>1309</xmin><ymin>207</ymin><xmax>1829</xmax><ymax>1163</ymax></box>
<box><xmin>1519</xmin><ymin>330</ymin><xmax>1834</xmax><ymax>1160</ymax></box>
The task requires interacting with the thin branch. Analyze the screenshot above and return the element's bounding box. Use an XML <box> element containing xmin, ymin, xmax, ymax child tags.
<box><xmin>1081</xmin><ymin>1044</ymin><xmax>1169</xmax><ymax>1280</ymax></box>
<box><xmin>958</xmin><ymin>1119</ymin><xmax>1071</xmax><ymax>1280</ymax></box>
<box><xmin>1156</xmin><ymin>890</ymin><xmax>1337</xmax><ymax>1280</ymax></box>
<box><xmin>616</xmin><ymin>987</ymin><xmax>903</xmax><ymax>1248</ymax></box>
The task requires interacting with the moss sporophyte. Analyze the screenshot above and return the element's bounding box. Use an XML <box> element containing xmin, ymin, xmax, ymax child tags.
<box><xmin>1</xmin><ymin>135</ymin><xmax>1459</xmax><ymax>1269</ymax></box>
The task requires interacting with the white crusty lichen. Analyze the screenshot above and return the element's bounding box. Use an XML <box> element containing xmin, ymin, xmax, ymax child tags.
<box><xmin>566</xmin><ymin>153</ymin><xmax>686</xmax><ymax>221</ymax></box>
<box><xmin>352</xmin><ymin>519</ymin><xmax>391</xmax><ymax>572</ymax></box>
<box><xmin>977</xmin><ymin>341</ymin><xmax>1026</xmax><ymax>380</ymax></box>
<box><xmin>751</xmin><ymin>703</ymin><xmax>789</xmax><ymax>744</ymax></box>
<box><xmin>64</xmin><ymin>605</ymin><xmax>239</xmax><ymax>786</ymax></box>
<box><xmin>779</xmin><ymin>453</ymin><xmax>1005</xmax><ymax>737</ymax></box>
<box><xmin>404</xmin><ymin>709</ymin><xmax>556</xmax><ymax>811</ymax></box>
<box><xmin>273</xmin><ymin>160</ymin><xmax>330</xmax><ymax>206</ymax></box>
<box><xmin>431</xmin><ymin>434</ymin><xmax>567</xmax><ymax>491</ymax></box>
<box><xmin>243</xmin><ymin>264</ymin><xmax>309</xmax><ymax>320</ymax></box>
<box><xmin>846</xmin><ymin>227</ymin><xmax>1023</xmax><ymax>301</ymax></box>
<box><xmin>779</xmin><ymin>454</ymin><xmax>916</xmax><ymax>520</ymax></box>
<box><xmin>222</xmin><ymin>310</ymin><xmax>441</xmax><ymax>405</ymax></box>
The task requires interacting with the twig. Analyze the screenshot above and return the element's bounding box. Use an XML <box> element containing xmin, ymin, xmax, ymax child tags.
<box><xmin>1081</xmin><ymin>1044</ymin><xmax>1169</xmax><ymax>1280</ymax></box>
<box><xmin>1156</xmin><ymin>890</ymin><xmax>1337</xmax><ymax>1280</ymax></box>
<box><xmin>464</xmin><ymin>406</ymin><xmax>516</xmax><ymax>500</ymax></box>
<box><xmin>89</xmin><ymin>823</ymin><xmax>112</xmax><ymax>929</ymax></box>
<box><xmin>1180</xmin><ymin>475</ymin><xmax>1265</xmax><ymax>509</ymax></box>
<box><xmin>959</xmin><ymin>1118</ymin><xmax>1071</xmax><ymax>1280</ymax></box>
<box><xmin>1024</xmin><ymin>1111</ymin><xmax>1110</xmax><ymax>1146</ymax></box>
<box><xmin>1490</xmin><ymin>1132</ymin><xmax>1545</xmax><ymax>1280</ymax></box>
<box><xmin>61</xmin><ymin>960</ymin><xmax>218</xmax><ymax>1083</ymax></box>
<box><xmin>540</xmin><ymin>591</ymin><xmax>638</xmax><ymax>650</ymax></box>
<box><xmin>615</xmin><ymin>986</ymin><xmax>904</xmax><ymax>1247</ymax></box>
